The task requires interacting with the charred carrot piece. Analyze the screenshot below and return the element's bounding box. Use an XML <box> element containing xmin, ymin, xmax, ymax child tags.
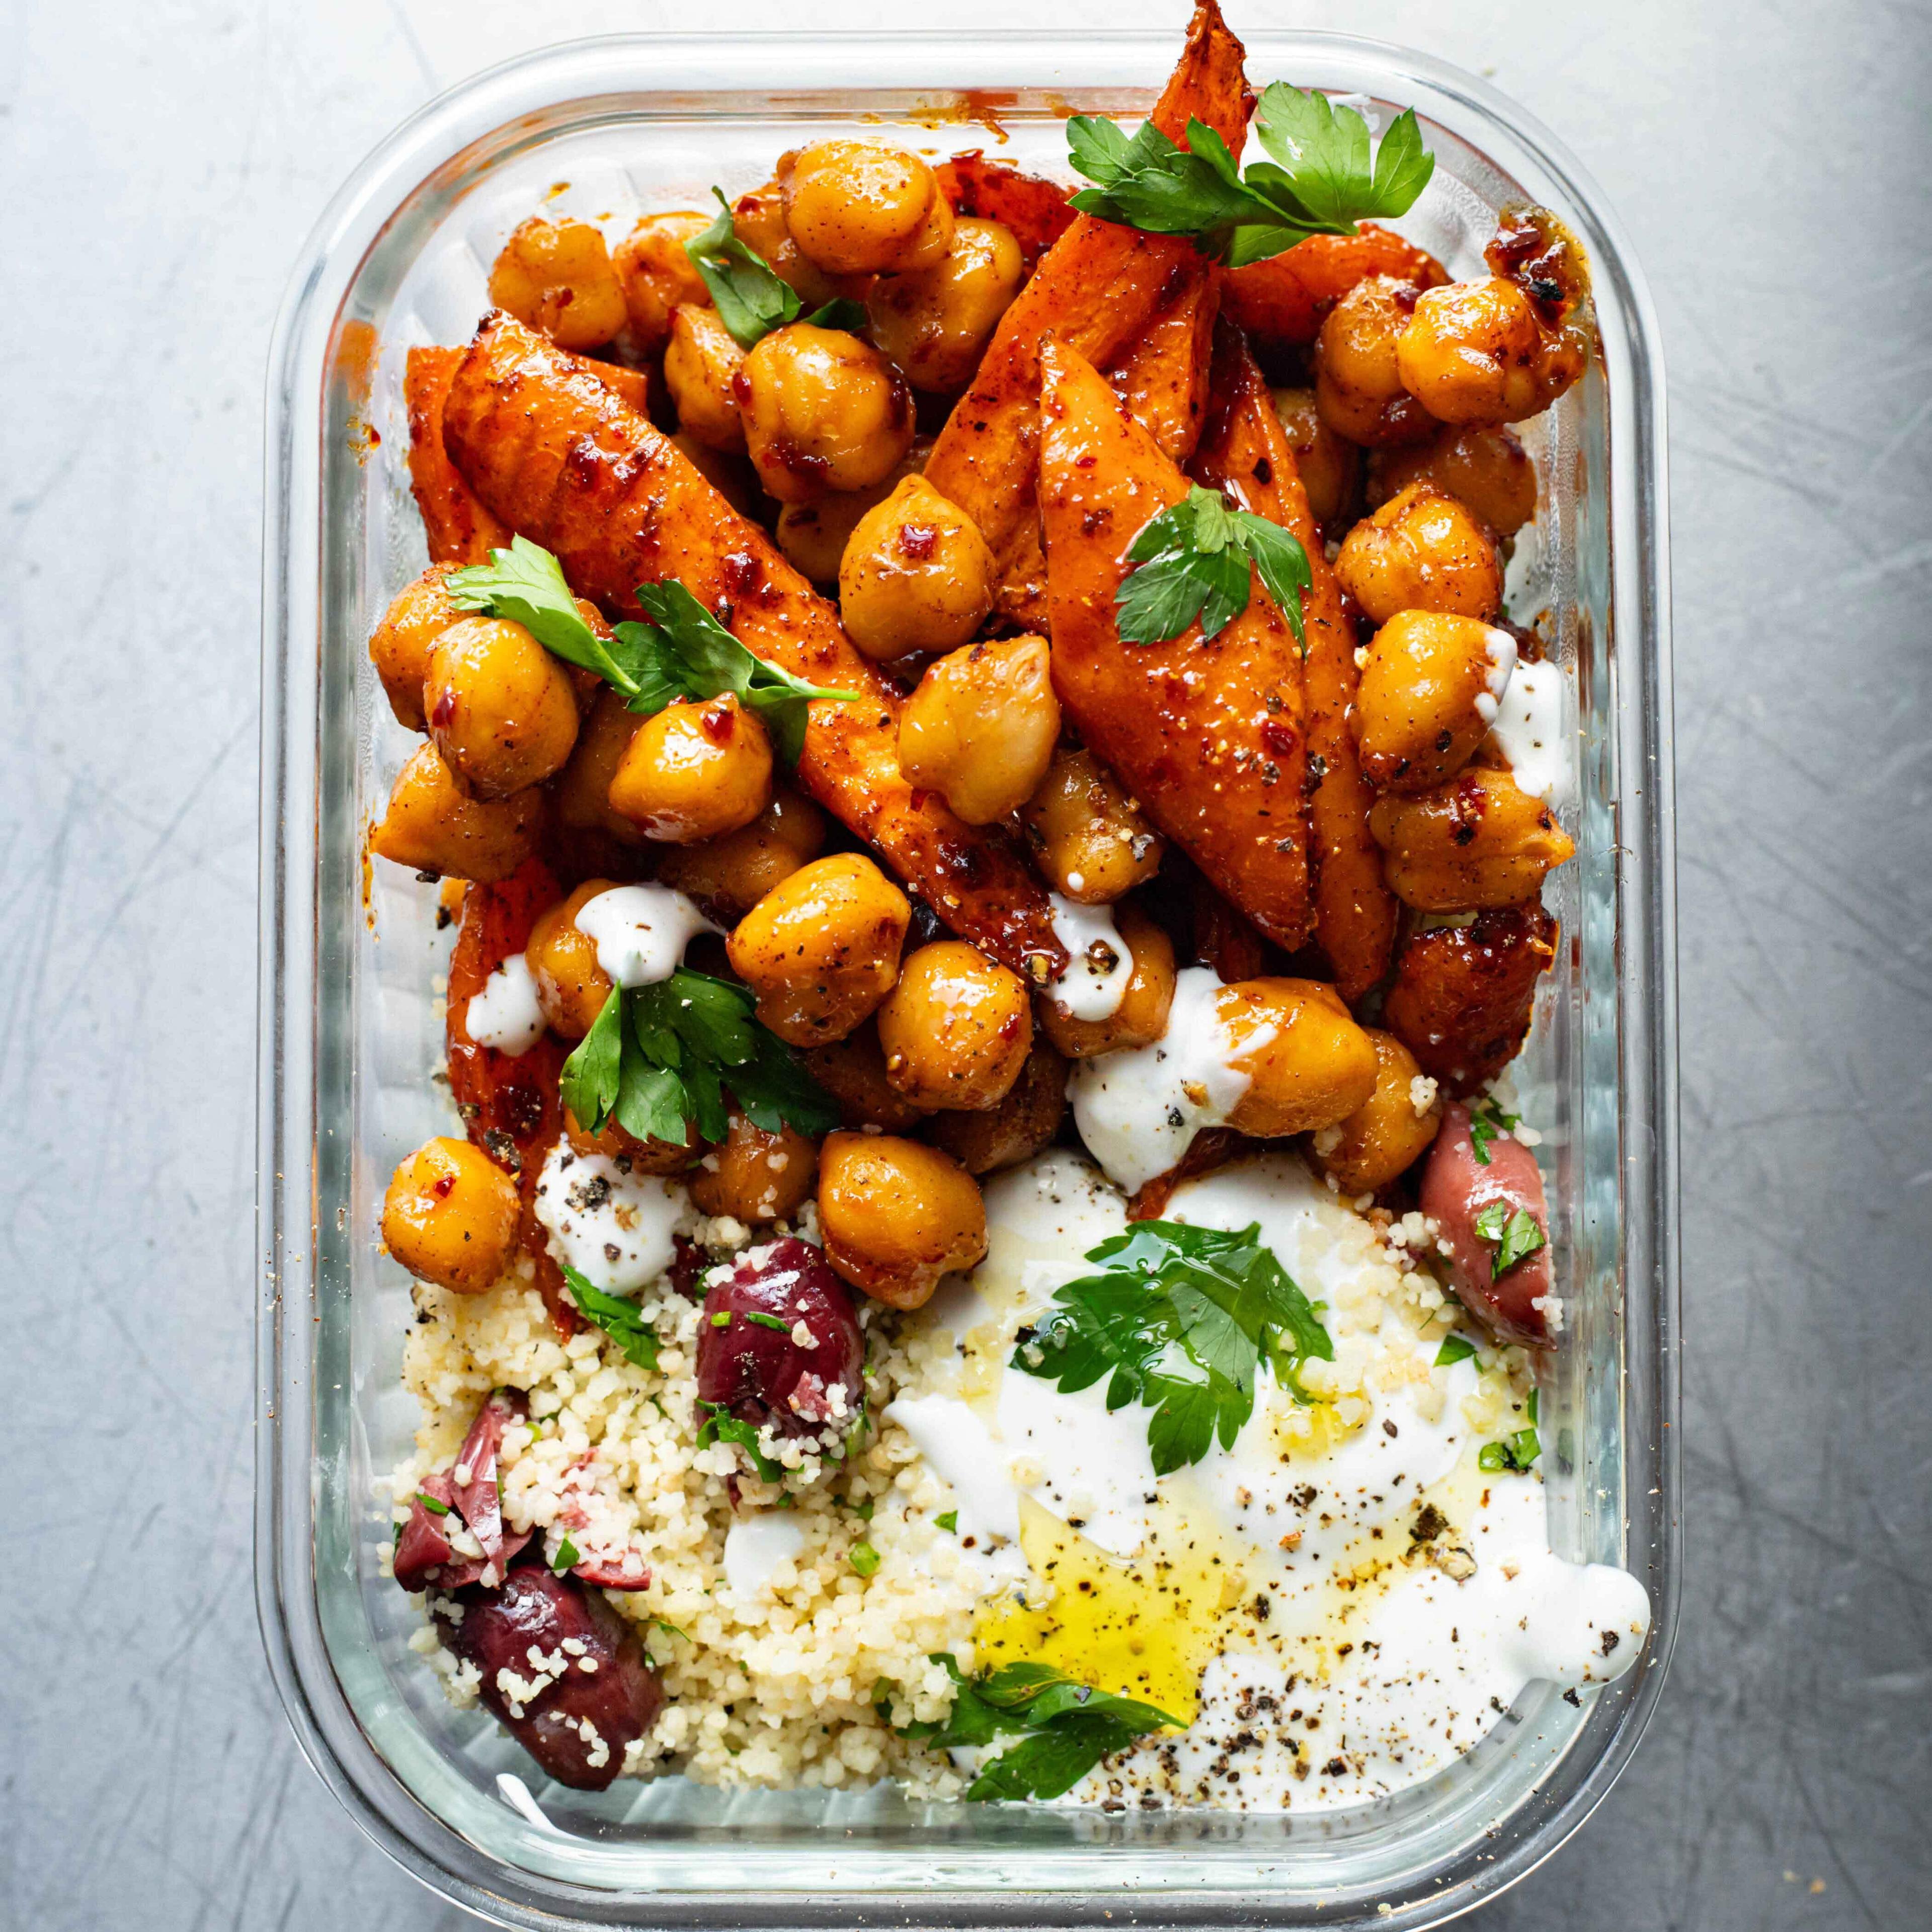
<box><xmin>439</xmin><ymin>314</ymin><xmax>1066</xmax><ymax>985</ymax></box>
<box><xmin>407</xmin><ymin>347</ymin><xmax>514</xmax><ymax>566</ymax></box>
<box><xmin>1221</xmin><ymin>225</ymin><xmax>1448</xmax><ymax>347</ymax></box>
<box><xmin>1191</xmin><ymin>317</ymin><xmax>1396</xmax><ymax>998</ymax></box>
<box><xmin>923</xmin><ymin>0</ymin><xmax>1250</xmax><ymax>628</ymax></box>
<box><xmin>1038</xmin><ymin>337</ymin><xmax>1313</xmax><ymax>950</ymax></box>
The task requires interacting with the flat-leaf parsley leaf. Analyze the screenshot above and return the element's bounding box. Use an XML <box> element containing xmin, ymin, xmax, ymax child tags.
<box><xmin>1473</xmin><ymin>1200</ymin><xmax>1546</xmax><ymax>1276</ymax></box>
<box><xmin>1013</xmin><ymin>1220</ymin><xmax>1333</xmax><ymax>1476</ymax></box>
<box><xmin>559</xmin><ymin>1262</ymin><xmax>662</xmax><ymax>1372</ymax></box>
<box><xmin>1116</xmin><ymin>486</ymin><xmax>1312</xmax><ymax>652</ymax></box>
<box><xmin>685</xmin><ymin>190</ymin><xmax>871</xmax><ymax>348</ymax></box>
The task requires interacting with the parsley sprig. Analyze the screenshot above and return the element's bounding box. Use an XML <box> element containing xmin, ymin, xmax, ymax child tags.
<box><xmin>1467</xmin><ymin>1096</ymin><xmax>1523</xmax><ymax>1166</ymax></box>
<box><xmin>695</xmin><ymin>1401</ymin><xmax>784</xmax><ymax>1482</ymax></box>
<box><xmin>561</xmin><ymin>969</ymin><xmax>839</xmax><ymax>1150</ymax></box>
<box><xmin>1067</xmin><ymin>83</ymin><xmax>1434</xmax><ymax>268</ymax></box>
<box><xmin>1474</xmin><ymin>1200</ymin><xmax>1546</xmax><ymax>1276</ymax></box>
<box><xmin>896</xmin><ymin>1657</ymin><xmax>1181</xmax><ymax>1801</ymax></box>
<box><xmin>685</xmin><ymin>190</ymin><xmax>869</xmax><ymax>349</ymax></box>
<box><xmin>560</xmin><ymin>1261</ymin><xmax>663</xmax><ymax>1371</ymax></box>
<box><xmin>1117</xmin><ymin>486</ymin><xmax>1312</xmax><ymax>652</ymax></box>
<box><xmin>1014</xmin><ymin>1221</ymin><xmax>1333</xmax><ymax>1476</ymax></box>
<box><xmin>448</xmin><ymin>536</ymin><xmax>860</xmax><ymax>762</ymax></box>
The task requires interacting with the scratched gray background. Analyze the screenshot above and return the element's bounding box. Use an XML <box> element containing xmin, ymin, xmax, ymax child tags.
<box><xmin>3</xmin><ymin>0</ymin><xmax>1926</xmax><ymax>1924</ymax></box>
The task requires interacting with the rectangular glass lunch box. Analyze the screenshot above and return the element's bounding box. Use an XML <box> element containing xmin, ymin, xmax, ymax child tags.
<box><xmin>257</xmin><ymin>28</ymin><xmax>1678</xmax><ymax>1928</ymax></box>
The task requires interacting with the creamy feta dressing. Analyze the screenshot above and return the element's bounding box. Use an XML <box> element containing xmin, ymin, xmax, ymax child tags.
<box><xmin>574</xmin><ymin>883</ymin><xmax>718</xmax><ymax>988</ymax></box>
<box><xmin>463</xmin><ymin>954</ymin><xmax>546</xmax><ymax>1056</ymax></box>
<box><xmin>1474</xmin><ymin>624</ymin><xmax>1518</xmax><ymax>725</ymax></box>
<box><xmin>529</xmin><ymin>1141</ymin><xmax>691</xmax><ymax>1294</ymax></box>
<box><xmin>1068</xmin><ymin>967</ymin><xmax>1261</xmax><ymax>1192</ymax></box>
<box><xmin>722</xmin><ymin>1511</ymin><xmax>809</xmax><ymax>1597</ymax></box>
<box><xmin>1047</xmin><ymin>893</ymin><xmax>1134</xmax><ymax>1021</ymax></box>
<box><xmin>1489</xmin><ymin>659</ymin><xmax>1567</xmax><ymax>801</ymax></box>
<box><xmin>901</xmin><ymin>1148</ymin><xmax>1650</xmax><ymax>1814</ymax></box>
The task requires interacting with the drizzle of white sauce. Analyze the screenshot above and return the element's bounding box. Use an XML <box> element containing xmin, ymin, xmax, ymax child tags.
<box><xmin>464</xmin><ymin>955</ymin><xmax>546</xmax><ymax>1056</ymax></box>
<box><xmin>884</xmin><ymin>1394</ymin><xmax>1021</xmax><ymax>1547</ymax></box>
<box><xmin>495</xmin><ymin>1772</ymin><xmax>564</xmax><ymax>1833</ymax></box>
<box><xmin>529</xmin><ymin>1141</ymin><xmax>690</xmax><ymax>1294</ymax></box>
<box><xmin>574</xmin><ymin>884</ymin><xmax>718</xmax><ymax>989</ymax></box>
<box><xmin>1048</xmin><ymin>894</ymin><xmax>1133</xmax><ymax>1022</ymax></box>
<box><xmin>723</xmin><ymin>1511</ymin><xmax>808</xmax><ymax>1597</ymax></box>
<box><xmin>1488</xmin><ymin>659</ymin><xmax>1566</xmax><ymax>801</ymax></box>
<box><xmin>1473</xmin><ymin>625</ymin><xmax>1518</xmax><ymax>725</ymax></box>
<box><xmin>1067</xmin><ymin>968</ymin><xmax>1261</xmax><ymax>1192</ymax></box>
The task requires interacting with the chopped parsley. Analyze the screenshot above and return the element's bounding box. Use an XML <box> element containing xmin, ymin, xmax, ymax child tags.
<box><xmin>1013</xmin><ymin>1219</ymin><xmax>1333</xmax><ymax>1476</ymax></box>
<box><xmin>1467</xmin><ymin>1096</ymin><xmax>1522</xmax><ymax>1165</ymax></box>
<box><xmin>448</xmin><ymin>536</ymin><xmax>860</xmax><ymax>763</ymax></box>
<box><xmin>652</xmin><ymin>1617</ymin><xmax>692</xmax><ymax>1644</ymax></box>
<box><xmin>1116</xmin><ymin>485</ymin><xmax>1311</xmax><ymax>652</ymax></box>
<box><xmin>898</xmin><ymin>1656</ymin><xmax>1182</xmax><ymax>1801</ymax></box>
<box><xmin>550</xmin><ymin>1535</ymin><xmax>581</xmax><ymax>1573</ymax></box>
<box><xmin>1433</xmin><ymin>1334</ymin><xmax>1478</xmax><ymax>1367</ymax></box>
<box><xmin>414</xmin><ymin>1489</ymin><xmax>451</xmax><ymax>1516</ymax></box>
<box><xmin>1473</xmin><ymin>1200</ymin><xmax>1547</xmax><ymax>1276</ymax></box>
<box><xmin>741</xmin><ymin>1310</ymin><xmax>794</xmax><ymax>1334</ymax></box>
<box><xmin>685</xmin><ymin>189</ymin><xmax>869</xmax><ymax>348</ymax></box>
<box><xmin>848</xmin><ymin>1542</ymin><xmax>881</xmax><ymax>1577</ymax></box>
<box><xmin>934</xmin><ymin>1510</ymin><xmax>959</xmax><ymax>1534</ymax></box>
<box><xmin>694</xmin><ymin>1401</ymin><xmax>783</xmax><ymax>1483</ymax></box>
<box><xmin>560</xmin><ymin>1262</ymin><xmax>662</xmax><ymax>1372</ymax></box>
<box><xmin>560</xmin><ymin>969</ymin><xmax>839</xmax><ymax>1149</ymax></box>
<box><xmin>1478</xmin><ymin>1426</ymin><xmax>1542</xmax><ymax>1474</ymax></box>
<box><xmin>1066</xmin><ymin>83</ymin><xmax>1433</xmax><ymax>268</ymax></box>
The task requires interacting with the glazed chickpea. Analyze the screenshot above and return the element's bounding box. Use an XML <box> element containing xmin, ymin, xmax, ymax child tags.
<box><xmin>369</xmin><ymin>743</ymin><xmax>542</xmax><ymax>884</ymax></box>
<box><xmin>1020</xmin><ymin>748</ymin><xmax>1164</xmax><ymax>903</ymax></box>
<box><xmin>773</xmin><ymin>444</ymin><xmax>925</xmax><ymax>585</ymax></box>
<box><xmin>816</xmin><ymin>1132</ymin><xmax>987</xmax><ymax>1310</ymax></box>
<box><xmin>664</xmin><ymin>304</ymin><xmax>748</xmax><ymax>453</ymax></box>
<box><xmin>563</xmin><ymin>1104</ymin><xmax>703</xmax><ymax>1177</ymax></box>
<box><xmin>732</xmin><ymin>176</ymin><xmax>850</xmax><ymax>310</ymax></box>
<box><xmin>1369</xmin><ymin>766</ymin><xmax>1577</xmax><ymax>910</ymax></box>
<box><xmin>368</xmin><ymin>565</ymin><xmax>462</xmax><ymax>732</ymax></box>
<box><xmin>689</xmin><ymin>1113</ymin><xmax>819</xmax><ymax>1223</ymax></box>
<box><xmin>653</xmin><ymin>788</ymin><xmax>828</xmax><ymax>917</ymax></box>
<box><xmin>1270</xmin><ymin>388</ymin><xmax>1361</xmax><ymax>527</ymax></box>
<box><xmin>1312</xmin><ymin>1030</ymin><xmax>1442</xmax><ymax>1194</ymax></box>
<box><xmin>727</xmin><ymin>853</ymin><xmax>912</xmax><ymax>1046</ymax></box>
<box><xmin>1355</xmin><ymin>611</ymin><xmax>1517</xmax><ymax>793</ymax></box>
<box><xmin>925</xmin><ymin>1038</ymin><xmax>1068</xmax><ymax>1176</ymax></box>
<box><xmin>838</xmin><ymin>475</ymin><xmax>995</xmax><ymax>659</ymax></box>
<box><xmin>524</xmin><ymin>879</ymin><xmax>620</xmax><ymax>1039</ymax></box>
<box><xmin>1335</xmin><ymin>482</ymin><xmax>1503</xmax><ymax>626</ymax></box>
<box><xmin>1367</xmin><ymin>425</ymin><xmax>1538</xmax><ymax>539</ymax></box>
<box><xmin>1315</xmin><ymin>276</ymin><xmax>1437</xmax><ymax>447</ymax></box>
<box><xmin>1397</xmin><ymin>278</ymin><xmax>1588</xmax><ymax>426</ymax></box>
<box><xmin>898</xmin><ymin>636</ymin><xmax>1059</xmax><ymax>824</ymax></box>
<box><xmin>867</xmin><ymin>218</ymin><xmax>1024</xmax><ymax>392</ymax></box>
<box><xmin>606</xmin><ymin>694</ymin><xmax>774</xmax><ymax>844</ymax></box>
<box><xmin>805</xmin><ymin>1021</ymin><xmax>931</xmax><ymax>1132</ymax></box>
<box><xmin>611</xmin><ymin>211</ymin><xmax>712</xmax><ymax>354</ymax></box>
<box><xmin>553</xmin><ymin>686</ymin><xmax>645</xmax><ymax>844</ymax></box>
<box><xmin>875</xmin><ymin>941</ymin><xmax>1033</xmax><ymax>1111</ymax></box>
<box><xmin>785</xmin><ymin>141</ymin><xmax>953</xmax><ymax>277</ymax></box>
<box><xmin>1037</xmin><ymin>904</ymin><xmax>1177</xmax><ymax>1060</ymax></box>
<box><xmin>381</xmin><ymin>1137</ymin><xmax>521</xmax><ymax>1295</ymax></box>
<box><xmin>1214</xmin><ymin>979</ymin><xmax>1380</xmax><ymax>1139</ymax></box>
<box><xmin>423</xmin><ymin>616</ymin><xmax>580</xmax><ymax>799</ymax></box>
<box><xmin>487</xmin><ymin>217</ymin><xmax>628</xmax><ymax>352</ymax></box>
<box><xmin>736</xmin><ymin>324</ymin><xmax>915</xmax><ymax>504</ymax></box>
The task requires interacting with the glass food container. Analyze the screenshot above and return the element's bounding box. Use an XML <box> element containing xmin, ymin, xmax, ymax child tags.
<box><xmin>257</xmin><ymin>28</ymin><xmax>1677</xmax><ymax>1928</ymax></box>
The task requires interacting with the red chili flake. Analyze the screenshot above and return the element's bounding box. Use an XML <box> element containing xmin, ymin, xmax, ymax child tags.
<box><xmin>897</xmin><ymin>524</ymin><xmax>939</xmax><ymax>562</ymax></box>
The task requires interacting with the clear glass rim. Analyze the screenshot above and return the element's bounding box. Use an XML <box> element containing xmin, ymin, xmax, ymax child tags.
<box><xmin>258</xmin><ymin>27</ymin><xmax>1679</xmax><ymax>1929</ymax></box>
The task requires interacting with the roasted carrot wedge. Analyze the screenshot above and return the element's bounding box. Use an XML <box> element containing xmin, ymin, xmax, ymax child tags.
<box><xmin>923</xmin><ymin>0</ymin><xmax>1249</xmax><ymax>627</ymax></box>
<box><xmin>1221</xmin><ymin>225</ymin><xmax>1448</xmax><ymax>347</ymax></box>
<box><xmin>440</xmin><ymin>313</ymin><xmax>1066</xmax><ymax>984</ymax></box>
<box><xmin>934</xmin><ymin>152</ymin><xmax>1077</xmax><ymax>271</ymax></box>
<box><xmin>1191</xmin><ymin>317</ymin><xmax>1396</xmax><ymax>998</ymax></box>
<box><xmin>1038</xmin><ymin>338</ymin><xmax>1313</xmax><ymax>950</ymax></box>
<box><xmin>407</xmin><ymin>348</ymin><xmax>514</xmax><ymax>566</ymax></box>
<box><xmin>1107</xmin><ymin>271</ymin><xmax>1221</xmax><ymax>467</ymax></box>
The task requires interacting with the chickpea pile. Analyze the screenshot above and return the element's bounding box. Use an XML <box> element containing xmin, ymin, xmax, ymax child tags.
<box><xmin>373</xmin><ymin>141</ymin><xmax>1590</xmax><ymax>1333</ymax></box>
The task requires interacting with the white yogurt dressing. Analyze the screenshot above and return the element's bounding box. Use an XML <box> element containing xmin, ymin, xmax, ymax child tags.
<box><xmin>529</xmin><ymin>1141</ymin><xmax>691</xmax><ymax>1294</ymax></box>
<box><xmin>574</xmin><ymin>883</ymin><xmax>718</xmax><ymax>988</ymax></box>
<box><xmin>903</xmin><ymin>1148</ymin><xmax>1650</xmax><ymax>1813</ymax></box>
<box><xmin>1068</xmin><ymin>968</ymin><xmax>1261</xmax><ymax>1192</ymax></box>
<box><xmin>1488</xmin><ymin>659</ymin><xmax>1567</xmax><ymax>802</ymax></box>
<box><xmin>723</xmin><ymin>1511</ymin><xmax>808</xmax><ymax>1597</ymax></box>
<box><xmin>1047</xmin><ymin>894</ymin><xmax>1134</xmax><ymax>1022</ymax></box>
<box><xmin>463</xmin><ymin>955</ymin><xmax>546</xmax><ymax>1056</ymax></box>
<box><xmin>1473</xmin><ymin>625</ymin><xmax>1518</xmax><ymax>726</ymax></box>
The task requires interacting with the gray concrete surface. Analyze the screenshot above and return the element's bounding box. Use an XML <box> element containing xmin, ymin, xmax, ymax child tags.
<box><xmin>4</xmin><ymin>0</ymin><xmax>1926</xmax><ymax>1924</ymax></box>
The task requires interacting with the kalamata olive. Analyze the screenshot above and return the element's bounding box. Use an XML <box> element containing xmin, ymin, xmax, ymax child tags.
<box><xmin>394</xmin><ymin>1390</ymin><xmax>533</xmax><ymax>1592</ymax></box>
<box><xmin>1418</xmin><ymin>1102</ymin><xmax>1555</xmax><ymax>1346</ymax></box>
<box><xmin>695</xmin><ymin>1236</ymin><xmax>864</xmax><ymax>1441</ymax></box>
<box><xmin>432</xmin><ymin>1558</ymin><xmax>665</xmax><ymax>1790</ymax></box>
